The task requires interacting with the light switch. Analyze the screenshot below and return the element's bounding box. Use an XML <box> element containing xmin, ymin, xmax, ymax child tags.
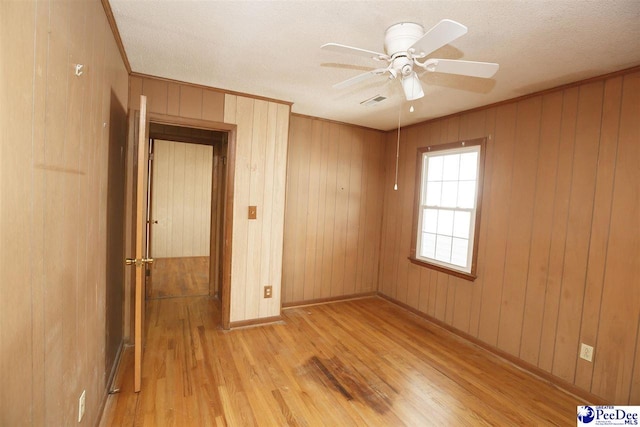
<box><xmin>248</xmin><ymin>205</ymin><xmax>257</xmax><ymax>219</ymax></box>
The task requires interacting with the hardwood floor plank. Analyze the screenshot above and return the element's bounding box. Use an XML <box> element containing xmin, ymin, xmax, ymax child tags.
<box><xmin>150</xmin><ymin>257</ymin><xmax>210</xmax><ymax>298</ymax></box>
<box><xmin>101</xmin><ymin>296</ymin><xmax>584</xmax><ymax>426</ymax></box>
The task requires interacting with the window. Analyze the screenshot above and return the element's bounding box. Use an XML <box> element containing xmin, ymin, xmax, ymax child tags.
<box><xmin>410</xmin><ymin>138</ymin><xmax>485</xmax><ymax>280</ymax></box>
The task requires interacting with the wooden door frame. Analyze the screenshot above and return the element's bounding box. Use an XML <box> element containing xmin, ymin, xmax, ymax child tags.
<box><xmin>147</xmin><ymin>113</ymin><xmax>235</xmax><ymax>330</ymax></box>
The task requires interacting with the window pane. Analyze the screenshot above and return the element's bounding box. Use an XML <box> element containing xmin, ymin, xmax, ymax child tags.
<box><xmin>427</xmin><ymin>156</ymin><xmax>443</xmax><ymax>181</ymax></box>
<box><xmin>420</xmin><ymin>232</ymin><xmax>436</xmax><ymax>259</ymax></box>
<box><xmin>457</xmin><ymin>181</ymin><xmax>476</xmax><ymax>209</ymax></box>
<box><xmin>459</xmin><ymin>152</ymin><xmax>478</xmax><ymax>180</ymax></box>
<box><xmin>436</xmin><ymin>209</ymin><xmax>453</xmax><ymax>235</ymax></box>
<box><xmin>423</xmin><ymin>208</ymin><xmax>438</xmax><ymax>233</ymax></box>
<box><xmin>426</xmin><ymin>181</ymin><xmax>442</xmax><ymax>206</ymax></box>
<box><xmin>441</xmin><ymin>181</ymin><xmax>458</xmax><ymax>208</ymax></box>
<box><xmin>453</xmin><ymin>211</ymin><xmax>471</xmax><ymax>238</ymax></box>
<box><xmin>435</xmin><ymin>235</ymin><xmax>452</xmax><ymax>262</ymax></box>
<box><xmin>451</xmin><ymin>238</ymin><xmax>469</xmax><ymax>267</ymax></box>
<box><xmin>415</xmin><ymin>141</ymin><xmax>483</xmax><ymax>276</ymax></box>
<box><xmin>442</xmin><ymin>154</ymin><xmax>460</xmax><ymax>181</ymax></box>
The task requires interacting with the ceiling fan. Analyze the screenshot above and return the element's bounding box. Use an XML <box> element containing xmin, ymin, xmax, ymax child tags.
<box><xmin>321</xmin><ymin>20</ymin><xmax>499</xmax><ymax>101</ymax></box>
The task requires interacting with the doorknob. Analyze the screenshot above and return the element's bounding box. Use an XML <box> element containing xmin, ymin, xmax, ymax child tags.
<box><xmin>125</xmin><ymin>258</ymin><xmax>154</xmax><ymax>267</ymax></box>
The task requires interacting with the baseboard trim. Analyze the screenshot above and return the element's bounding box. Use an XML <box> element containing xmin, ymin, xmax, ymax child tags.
<box><xmin>282</xmin><ymin>292</ymin><xmax>377</xmax><ymax>309</ymax></box>
<box><xmin>229</xmin><ymin>315</ymin><xmax>283</xmax><ymax>329</ymax></box>
<box><xmin>376</xmin><ymin>292</ymin><xmax>608</xmax><ymax>406</ymax></box>
<box><xmin>97</xmin><ymin>341</ymin><xmax>127</xmax><ymax>427</ymax></box>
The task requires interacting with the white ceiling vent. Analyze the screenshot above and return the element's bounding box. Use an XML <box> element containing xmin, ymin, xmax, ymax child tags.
<box><xmin>360</xmin><ymin>95</ymin><xmax>387</xmax><ymax>107</ymax></box>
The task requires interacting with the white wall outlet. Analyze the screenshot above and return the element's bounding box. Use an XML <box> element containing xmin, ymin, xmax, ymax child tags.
<box><xmin>78</xmin><ymin>390</ymin><xmax>86</xmax><ymax>422</ymax></box>
<box><xmin>580</xmin><ymin>343</ymin><xmax>594</xmax><ymax>362</ymax></box>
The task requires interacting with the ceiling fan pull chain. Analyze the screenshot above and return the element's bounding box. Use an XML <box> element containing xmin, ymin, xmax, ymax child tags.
<box><xmin>394</xmin><ymin>106</ymin><xmax>401</xmax><ymax>191</ymax></box>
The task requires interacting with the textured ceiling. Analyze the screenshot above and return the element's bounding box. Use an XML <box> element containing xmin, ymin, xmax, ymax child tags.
<box><xmin>109</xmin><ymin>1</ymin><xmax>640</xmax><ymax>131</ymax></box>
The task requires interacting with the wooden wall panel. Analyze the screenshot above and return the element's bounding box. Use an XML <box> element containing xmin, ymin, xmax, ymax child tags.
<box><xmin>282</xmin><ymin>116</ymin><xmax>385</xmax><ymax>305</ymax></box>
<box><xmin>227</xmin><ymin>96</ymin><xmax>253</xmax><ymax>322</ymax></box>
<box><xmin>377</xmin><ymin>68</ymin><xmax>640</xmax><ymax>404</ymax></box>
<box><xmin>477</xmin><ymin>103</ymin><xmax>517</xmax><ymax>346</ymax></box>
<box><xmin>202</xmin><ymin>90</ymin><xmax>225</xmax><ymax>122</ymax></box>
<box><xmin>361</xmin><ymin>128</ymin><xmax>385</xmax><ymax>293</ymax></box>
<box><xmin>224</xmin><ymin>95</ymin><xmax>290</xmax><ymax>322</ymax></box>
<box><xmin>574</xmin><ymin>76</ymin><xmax>622</xmax><ymax>391</ymax></box>
<box><xmin>518</xmin><ymin>91</ymin><xmax>563</xmax><ymax>365</ymax></box>
<box><xmin>128</xmin><ymin>75</ymin><xmax>292</xmax><ymax>325</ymax></box>
<box><xmin>452</xmin><ymin>110</ymin><xmax>488</xmax><ymax>333</ymax></box>
<box><xmin>0</xmin><ymin>1</ymin><xmax>129</xmax><ymax>425</ymax></box>
<box><xmin>321</xmin><ymin>124</ymin><xmax>340</xmax><ymax>299</ymax></box>
<box><xmin>537</xmin><ymin>87</ymin><xmax>579</xmax><ymax>372</ymax></box>
<box><xmin>396</xmin><ymin>125</ymin><xmax>421</xmax><ymax>307</ymax></box>
<box><xmin>467</xmin><ymin>107</ymin><xmax>496</xmax><ymax>338</ymax></box>
<box><xmin>552</xmin><ymin>82</ymin><xmax>604</xmax><ymax>383</ymax></box>
<box><xmin>590</xmin><ymin>71</ymin><xmax>640</xmax><ymax>403</ymax></box>
<box><xmin>129</xmin><ymin>75</ymin><xmax>225</xmax><ymax>123</ymax></box>
<box><xmin>1</xmin><ymin>3</ymin><xmax>36</xmax><ymax>424</ymax></box>
<box><xmin>379</xmin><ymin>131</ymin><xmax>400</xmax><ymax>299</ymax></box>
<box><xmin>179</xmin><ymin>85</ymin><xmax>203</xmax><ymax>119</ymax></box>
<box><xmin>302</xmin><ymin>120</ymin><xmax>322</xmax><ymax>300</ymax></box>
<box><xmin>268</xmin><ymin>103</ymin><xmax>290</xmax><ymax>314</ymax></box>
<box><xmin>496</xmin><ymin>97</ymin><xmax>541</xmax><ymax>356</ymax></box>
<box><xmin>151</xmin><ymin>140</ymin><xmax>213</xmax><ymax>258</ymax></box>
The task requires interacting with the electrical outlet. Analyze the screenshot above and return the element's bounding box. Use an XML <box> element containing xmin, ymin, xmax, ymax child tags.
<box><xmin>580</xmin><ymin>343</ymin><xmax>594</xmax><ymax>362</ymax></box>
<box><xmin>264</xmin><ymin>285</ymin><xmax>272</xmax><ymax>298</ymax></box>
<box><xmin>78</xmin><ymin>390</ymin><xmax>86</xmax><ymax>422</ymax></box>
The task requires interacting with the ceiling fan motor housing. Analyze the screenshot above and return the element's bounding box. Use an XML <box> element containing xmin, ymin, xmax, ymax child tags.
<box><xmin>391</xmin><ymin>56</ymin><xmax>414</xmax><ymax>77</ymax></box>
<box><xmin>384</xmin><ymin>22</ymin><xmax>424</xmax><ymax>55</ymax></box>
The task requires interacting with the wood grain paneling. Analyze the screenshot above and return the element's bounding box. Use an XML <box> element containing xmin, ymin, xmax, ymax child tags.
<box><xmin>574</xmin><ymin>76</ymin><xmax>622</xmax><ymax>391</ymax></box>
<box><xmin>477</xmin><ymin>104</ymin><xmax>517</xmax><ymax>346</ymax></box>
<box><xmin>129</xmin><ymin>75</ymin><xmax>224</xmax><ymax>123</ymax></box>
<box><xmin>129</xmin><ymin>75</ymin><xmax>290</xmax><ymax>325</ymax></box>
<box><xmin>538</xmin><ymin>87</ymin><xmax>579</xmax><ymax>373</ymax></box>
<box><xmin>377</xmin><ymin>69</ymin><xmax>640</xmax><ymax>404</ymax></box>
<box><xmin>151</xmin><ymin>140</ymin><xmax>213</xmax><ymax>258</ymax></box>
<box><xmin>282</xmin><ymin>116</ymin><xmax>386</xmax><ymax>305</ymax></box>
<box><xmin>224</xmin><ymin>95</ymin><xmax>290</xmax><ymax>322</ymax></box>
<box><xmin>0</xmin><ymin>1</ymin><xmax>129</xmax><ymax>425</ymax></box>
<box><xmin>552</xmin><ymin>82</ymin><xmax>604</xmax><ymax>384</ymax></box>
<box><xmin>590</xmin><ymin>72</ymin><xmax>640</xmax><ymax>403</ymax></box>
<box><xmin>496</xmin><ymin>97</ymin><xmax>541</xmax><ymax>356</ymax></box>
<box><xmin>518</xmin><ymin>91</ymin><xmax>563</xmax><ymax>366</ymax></box>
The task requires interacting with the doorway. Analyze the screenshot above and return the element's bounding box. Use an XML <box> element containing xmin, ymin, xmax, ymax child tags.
<box><xmin>146</xmin><ymin>124</ymin><xmax>227</xmax><ymax>302</ymax></box>
<box><xmin>119</xmin><ymin>103</ymin><xmax>235</xmax><ymax>395</ymax></box>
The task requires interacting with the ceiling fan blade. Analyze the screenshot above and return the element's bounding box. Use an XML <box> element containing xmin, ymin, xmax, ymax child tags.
<box><xmin>333</xmin><ymin>68</ymin><xmax>388</xmax><ymax>89</ymax></box>
<box><xmin>401</xmin><ymin>72</ymin><xmax>424</xmax><ymax>101</ymax></box>
<box><xmin>423</xmin><ymin>59</ymin><xmax>499</xmax><ymax>78</ymax></box>
<box><xmin>321</xmin><ymin>43</ymin><xmax>388</xmax><ymax>60</ymax></box>
<box><xmin>410</xmin><ymin>19</ymin><xmax>468</xmax><ymax>56</ymax></box>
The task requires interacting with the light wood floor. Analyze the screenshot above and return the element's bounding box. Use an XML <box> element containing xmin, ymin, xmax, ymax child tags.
<box><xmin>100</xmin><ymin>296</ymin><xmax>583</xmax><ymax>426</ymax></box>
<box><xmin>149</xmin><ymin>257</ymin><xmax>210</xmax><ymax>298</ymax></box>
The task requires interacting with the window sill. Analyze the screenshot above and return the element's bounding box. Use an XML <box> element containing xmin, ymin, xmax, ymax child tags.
<box><xmin>408</xmin><ymin>256</ymin><xmax>477</xmax><ymax>282</ymax></box>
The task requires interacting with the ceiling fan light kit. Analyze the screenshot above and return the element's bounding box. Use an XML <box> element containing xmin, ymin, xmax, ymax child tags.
<box><xmin>401</xmin><ymin>72</ymin><xmax>424</xmax><ymax>101</ymax></box>
<box><xmin>321</xmin><ymin>19</ymin><xmax>499</xmax><ymax>102</ymax></box>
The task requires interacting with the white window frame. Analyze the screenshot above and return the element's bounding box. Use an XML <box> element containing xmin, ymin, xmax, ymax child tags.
<box><xmin>410</xmin><ymin>138</ymin><xmax>485</xmax><ymax>280</ymax></box>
